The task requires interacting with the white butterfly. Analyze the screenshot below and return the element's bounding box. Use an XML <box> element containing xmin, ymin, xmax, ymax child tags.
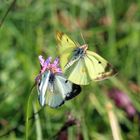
<box><xmin>36</xmin><ymin>56</ymin><xmax>81</xmax><ymax>108</ymax></box>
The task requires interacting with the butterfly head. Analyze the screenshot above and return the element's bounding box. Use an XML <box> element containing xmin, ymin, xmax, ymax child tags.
<box><xmin>73</xmin><ymin>44</ymin><xmax>88</xmax><ymax>59</ymax></box>
<box><xmin>79</xmin><ymin>44</ymin><xmax>88</xmax><ymax>53</ymax></box>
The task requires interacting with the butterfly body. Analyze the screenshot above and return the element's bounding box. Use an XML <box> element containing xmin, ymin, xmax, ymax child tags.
<box><xmin>56</xmin><ymin>31</ymin><xmax>117</xmax><ymax>85</ymax></box>
<box><xmin>73</xmin><ymin>44</ymin><xmax>87</xmax><ymax>57</ymax></box>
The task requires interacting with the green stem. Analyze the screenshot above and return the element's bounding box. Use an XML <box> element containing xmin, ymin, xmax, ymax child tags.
<box><xmin>25</xmin><ymin>85</ymin><xmax>35</xmax><ymax>140</ymax></box>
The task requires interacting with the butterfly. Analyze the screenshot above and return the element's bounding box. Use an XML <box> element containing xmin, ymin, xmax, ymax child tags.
<box><xmin>56</xmin><ymin>31</ymin><xmax>117</xmax><ymax>85</ymax></box>
<box><xmin>36</xmin><ymin>56</ymin><xmax>81</xmax><ymax>108</ymax></box>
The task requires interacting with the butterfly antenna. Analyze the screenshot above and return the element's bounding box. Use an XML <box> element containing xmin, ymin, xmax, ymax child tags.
<box><xmin>80</xmin><ymin>31</ymin><xmax>86</xmax><ymax>45</ymax></box>
<box><xmin>72</xmin><ymin>19</ymin><xmax>86</xmax><ymax>45</ymax></box>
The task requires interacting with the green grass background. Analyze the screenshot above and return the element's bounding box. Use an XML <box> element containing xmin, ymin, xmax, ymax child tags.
<box><xmin>0</xmin><ymin>0</ymin><xmax>140</xmax><ymax>139</ymax></box>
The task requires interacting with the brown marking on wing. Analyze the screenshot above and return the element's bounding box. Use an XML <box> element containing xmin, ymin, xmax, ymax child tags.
<box><xmin>56</xmin><ymin>31</ymin><xmax>64</xmax><ymax>40</ymax></box>
<box><xmin>95</xmin><ymin>63</ymin><xmax>117</xmax><ymax>81</ymax></box>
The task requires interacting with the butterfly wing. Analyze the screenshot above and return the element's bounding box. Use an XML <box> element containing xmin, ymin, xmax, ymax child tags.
<box><xmin>55</xmin><ymin>75</ymin><xmax>81</xmax><ymax>100</ymax></box>
<box><xmin>46</xmin><ymin>74</ymin><xmax>81</xmax><ymax>108</ymax></box>
<box><xmin>56</xmin><ymin>31</ymin><xmax>77</xmax><ymax>71</ymax></box>
<box><xmin>64</xmin><ymin>57</ymin><xmax>92</xmax><ymax>85</ymax></box>
<box><xmin>64</xmin><ymin>50</ymin><xmax>116</xmax><ymax>85</ymax></box>
<box><xmin>37</xmin><ymin>71</ymin><xmax>51</xmax><ymax>106</ymax></box>
<box><xmin>85</xmin><ymin>50</ymin><xmax>117</xmax><ymax>81</ymax></box>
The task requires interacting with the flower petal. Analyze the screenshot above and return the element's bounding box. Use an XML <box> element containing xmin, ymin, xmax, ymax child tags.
<box><xmin>44</xmin><ymin>56</ymin><xmax>52</xmax><ymax>66</ymax></box>
<box><xmin>39</xmin><ymin>55</ymin><xmax>45</xmax><ymax>66</ymax></box>
<box><xmin>53</xmin><ymin>57</ymin><xmax>59</xmax><ymax>66</ymax></box>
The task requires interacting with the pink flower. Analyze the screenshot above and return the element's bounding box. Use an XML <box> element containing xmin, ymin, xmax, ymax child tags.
<box><xmin>35</xmin><ymin>55</ymin><xmax>62</xmax><ymax>83</ymax></box>
<box><xmin>38</xmin><ymin>55</ymin><xmax>62</xmax><ymax>74</ymax></box>
<box><xmin>108</xmin><ymin>88</ymin><xmax>136</xmax><ymax>118</ymax></box>
<box><xmin>49</xmin><ymin>58</ymin><xmax>62</xmax><ymax>74</ymax></box>
<box><xmin>38</xmin><ymin>55</ymin><xmax>52</xmax><ymax>74</ymax></box>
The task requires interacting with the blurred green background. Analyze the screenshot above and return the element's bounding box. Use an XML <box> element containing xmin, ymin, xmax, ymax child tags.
<box><xmin>0</xmin><ymin>0</ymin><xmax>140</xmax><ymax>139</ymax></box>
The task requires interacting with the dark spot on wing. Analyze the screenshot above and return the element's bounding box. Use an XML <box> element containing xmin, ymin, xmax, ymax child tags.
<box><xmin>65</xmin><ymin>84</ymin><xmax>81</xmax><ymax>100</ymax></box>
<box><xmin>49</xmin><ymin>84</ymin><xmax>81</xmax><ymax>108</ymax></box>
<box><xmin>98</xmin><ymin>61</ymin><xmax>101</xmax><ymax>64</ymax></box>
<box><xmin>65</xmin><ymin>80</ymin><xmax>68</xmax><ymax>83</ymax></box>
<box><xmin>66</xmin><ymin>38</ymin><xmax>69</xmax><ymax>42</ymax></box>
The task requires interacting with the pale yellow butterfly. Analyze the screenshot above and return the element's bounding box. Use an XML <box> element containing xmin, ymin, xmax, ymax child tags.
<box><xmin>56</xmin><ymin>31</ymin><xmax>117</xmax><ymax>85</ymax></box>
